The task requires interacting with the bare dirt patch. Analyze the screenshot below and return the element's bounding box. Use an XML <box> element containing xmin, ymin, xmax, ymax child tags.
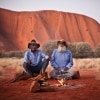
<box><xmin>0</xmin><ymin>69</ymin><xmax>100</xmax><ymax>100</ymax></box>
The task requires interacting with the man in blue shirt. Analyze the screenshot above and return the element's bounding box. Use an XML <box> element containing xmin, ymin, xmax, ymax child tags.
<box><xmin>50</xmin><ymin>39</ymin><xmax>73</xmax><ymax>79</ymax></box>
<box><xmin>23</xmin><ymin>40</ymin><xmax>49</xmax><ymax>77</ymax></box>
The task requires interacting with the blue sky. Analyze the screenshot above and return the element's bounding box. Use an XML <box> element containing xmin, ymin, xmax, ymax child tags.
<box><xmin>0</xmin><ymin>0</ymin><xmax>100</xmax><ymax>23</ymax></box>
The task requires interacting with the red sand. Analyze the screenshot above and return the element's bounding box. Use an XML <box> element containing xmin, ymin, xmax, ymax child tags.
<box><xmin>0</xmin><ymin>69</ymin><xmax>100</xmax><ymax>100</ymax></box>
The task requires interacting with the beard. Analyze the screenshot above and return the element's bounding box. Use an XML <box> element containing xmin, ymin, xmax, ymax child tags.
<box><xmin>58</xmin><ymin>46</ymin><xmax>67</xmax><ymax>53</ymax></box>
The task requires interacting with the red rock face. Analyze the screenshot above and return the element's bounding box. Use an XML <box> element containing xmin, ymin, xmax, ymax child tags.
<box><xmin>0</xmin><ymin>8</ymin><xmax>100</xmax><ymax>51</ymax></box>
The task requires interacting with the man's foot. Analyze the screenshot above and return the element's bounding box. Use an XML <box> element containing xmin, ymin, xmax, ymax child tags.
<box><xmin>71</xmin><ymin>71</ymin><xmax>80</xmax><ymax>79</ymax></box>
<box><xmin>11</xmin><ymin>71</ymin><xmax>30</xmax><ymax>83</ymax></box>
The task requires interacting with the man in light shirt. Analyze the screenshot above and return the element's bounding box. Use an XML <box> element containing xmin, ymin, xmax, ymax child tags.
<box><xmin>50</xmin><ymin>39</ymin><xmax>74</xmax><ymax>79</ymax></box>
<box><xmin>23</xmin><ymin>40</ymin><xmax>49</xmax><ymax>77</ymax></box>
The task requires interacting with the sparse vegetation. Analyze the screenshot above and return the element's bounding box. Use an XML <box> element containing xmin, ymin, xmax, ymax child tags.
<box><xmin>72</xmin><ymin>42</ymin><xmax>93</xmax><ymax>58</ymax></box>
<box><xmin>0</xmin><ymin>50</ymin><xmax>25</xmax><ymax>58</ymax></box>
<box><xmin>0</xmin><ymin>41</ymin><xmax>99</xmax><ymax>59</ymax></box>
<box><xmin>0</xmin><ymin>58</ymin><xmax>23</xmax><ymax>76</ymax></box>
<box><xmin>94</xmin><ymin>44</ymin><xmax>100</xmax><ymax>58</ymax></box>
<box><xmin>42</xmin><ymin>40</ymin><xmax>94</xmax><ymax>58</ymax></box>
<box><xmin>73</xmin><ymin>58</ymin><xmax>100</xmax><ymax>71</ymax></box>
<box><xmin>0</xmin><ymin>58</ymin><xmax>100</xmax><ymax>77</ymax></box>
<box><xmin>68</xmin><ymin>42</ymin><xmax>77</xmax><ymax>57</ymax></box>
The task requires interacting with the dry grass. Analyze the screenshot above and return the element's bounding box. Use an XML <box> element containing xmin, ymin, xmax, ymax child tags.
<box><xmin>73</xmin><ymin>58</ymin><xmax>100</xmax><ymax>71</ymax></box>
<box><xmin>0</xmin><ymin>58</ymin><xmax>23</xmax><ymax>76</ymax></box>
<box><xmin>0</xmin><ymin>58</ymin><xmax>22</xmax><ymax>68</ymax></box>
<box><xmin>0</xmin><ymin>58</ymin><xmax>100</xmax><ymax>76</ymax></box>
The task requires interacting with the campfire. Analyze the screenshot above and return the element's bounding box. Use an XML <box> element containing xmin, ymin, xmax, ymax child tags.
<box><xmin>57</xmin><ymin>78</ymin><xmax>66</xmax><ymax>86</ymax></box>
<box><xmin>55</xmin><ymin>71</ymin><xmax>68</xmax><ymax>86</ymax></box>
<box><xmin>30</xmin><ymin>70</ymin><xmax>83</xmax><ymax>93</ymax></box>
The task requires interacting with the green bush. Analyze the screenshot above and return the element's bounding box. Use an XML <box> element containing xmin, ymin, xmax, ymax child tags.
<box><xmin>74</xmin><ymin>42</ymin><xmax>93</xmax><ymax>58</ymax></box>
<box><xmin>94</xmin><ymin>44</ymin><xmax>100</xmax><ymax>57</ymax></box>
<box><xmin>68</xmin><ymin>42</ymin><xmax>77</xmax><ymax>58</ymax></box>
<box><xmin>0</xmin><ymin>52</ymin><xmax>4</xmax><ymax>58</ymax></box>
<box><xmin>42</xmin><ymin>40</ymin><xmax>94</xmax><ymax>58</ymax></box>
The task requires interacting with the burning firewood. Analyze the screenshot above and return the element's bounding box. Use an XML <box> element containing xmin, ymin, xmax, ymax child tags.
<box><xmin>55</xmin><ymin>71</ymin><xmax>68</xmax><ymax>86</ymax></box>
<box><xmin>57</xmin><ymin>78</ymin><xmax>66</xmax><ymax>86</ymax></box>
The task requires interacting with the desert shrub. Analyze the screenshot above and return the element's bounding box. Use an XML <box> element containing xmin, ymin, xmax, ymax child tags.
<box><xmin>74</xmin><ymin>42</ymin><xmax>94</xmax><ymax>58</ymax></box>
<box><xmin>0</xmin><ymin>51</ymin><xmax>24</xmax><ymax>58</ymax></box>
<box><xmin>42</xmin><ymin>41</ymin><xmax>93</xmax><ymax>58</ymax></box>
<box><xmin>0</xmin><ymin>52</ymin><xmax>4</xmax><ymax>58</ymax></box>
<box><xmin>42</xmin><ymin>40</ymin><xmax>57</xmax><ymax>57</ymax></box>
<box><xmin>68</xmin><ymin>42</ymin><xmax>94</xmax><ymax>58</ymax></box>
<box><xmin>68</xmin><ymin>42</ymin><xmax>77</xmax><ymax>57</ymax></box>
<box><xmin>7</xmin><ymin>51</ymin><xmax>24</xmax><ymax>58</ymax></box>
<box><xmin>94</xmin><ymin>44</ymin><xmax>100</xmax><ymax>58</ymax></box>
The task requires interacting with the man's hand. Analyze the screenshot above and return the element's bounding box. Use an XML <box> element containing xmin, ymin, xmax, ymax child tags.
<box><xmin>64</xmin><ymin>67</ymin><xmax>69</xmax><ymax>71</ymax></box>
<box><xmin>27</xmin><ymin>60</ymin><xmax>31</xmax><ymax>65</ymax></box>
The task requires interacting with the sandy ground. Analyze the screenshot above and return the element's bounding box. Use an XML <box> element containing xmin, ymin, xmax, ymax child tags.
<box><xmin>0</xmin><ymin>67</ymin><xmax>100</xmax><ymax>100</ymax></box>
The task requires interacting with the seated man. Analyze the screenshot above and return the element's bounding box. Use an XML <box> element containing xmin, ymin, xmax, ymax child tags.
<box><xmin>23</xmin><ymin>40</ymin><xmax>49</xmax><ymax>77</ymax></box>
<box><xmin>50</xmin><ymin>39</ymin><xmax>75</xmax><ymax>79</ymax></box>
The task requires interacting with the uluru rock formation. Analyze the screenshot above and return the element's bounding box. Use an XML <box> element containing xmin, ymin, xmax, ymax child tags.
<box><xmin>0</xmin><ymin>8</ymin><xmax>100</xmax><ymax>51</ymax></box>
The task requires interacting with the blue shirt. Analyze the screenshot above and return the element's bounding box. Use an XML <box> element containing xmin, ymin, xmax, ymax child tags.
<box><xmin>23</xmin><ymin>49</ymin><xmax>48</xmax><ymax>66</ymax></box>
<box><xmin>50</xmin><ymin>49</ymin><xmax>73</xmax><ymax>70</ymax></box>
